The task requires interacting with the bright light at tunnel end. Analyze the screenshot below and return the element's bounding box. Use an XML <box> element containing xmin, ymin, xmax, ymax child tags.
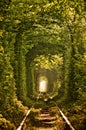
<box><xmin>39</xmin><ymin>79</ymin><xmax>48</xmax><ymax>93</ymax></box>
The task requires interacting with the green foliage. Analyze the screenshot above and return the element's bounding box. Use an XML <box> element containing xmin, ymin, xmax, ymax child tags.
<box><xmin>62</xmin><ymin>101</ymin><xmax>86</xmax><ymax>130</ymax></box>
<box><xmin>0</xmin><ymin>0</ymin><xmax>86</xmax><ymax>129</ymax></box>
<box><xmin>32</xmin><ymin>54</ymin><xmax>63</xmax><ymax>70</ymax></box>
<box><xmin>0</xmin><ymin>114</ymin><xmax>16</xmax><ymax>130</ymax></box>
<box><xmin>0</xmin><ymin>43</ymin><xmax>27</xmax><ymax>125</ymax></box>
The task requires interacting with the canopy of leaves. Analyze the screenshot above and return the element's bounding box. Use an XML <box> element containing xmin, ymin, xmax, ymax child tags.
<box><xmin>0</xmin><ymin>0</ymin><xmax>86</xmax><ymax>129</ymax></box>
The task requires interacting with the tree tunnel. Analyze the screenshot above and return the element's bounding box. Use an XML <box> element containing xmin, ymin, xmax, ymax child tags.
<box><xmin>13</xmin><ymin>26</ymin><xmax>71</xmax><ymax>106</ymax></box>
<box><xmin>25</xmin><ymin>42</ymin><xmax>68</xmax><ymax>103</ymax></box>
<box><xmin>13</xmin><ymin>20</ymin><xmax>71</xmax><ymax>105</ymax></box>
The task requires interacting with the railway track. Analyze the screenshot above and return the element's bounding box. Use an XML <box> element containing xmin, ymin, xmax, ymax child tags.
<box><xmin>17</xmin><ymin>101</ymin><xmax>75</xmax><ymax>130</ymax></box>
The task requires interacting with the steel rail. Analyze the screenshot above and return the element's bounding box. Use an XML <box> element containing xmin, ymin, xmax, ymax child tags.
<box><xmin>58</xmin><ymin>108</ymin><xmax>75</xmax><ymax>130</ymax></box>
<box><xmin>17</xmin><ymin>104</ymin><xmax>75</xmax><ymax>130</ymax></box>
<box><xmin>17</xmin><ymin>108</ymin><xmax>32</xmax><ymax>130</ymax></box>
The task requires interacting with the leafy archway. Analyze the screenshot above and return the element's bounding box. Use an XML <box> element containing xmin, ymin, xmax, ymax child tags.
<box><xmin>25</xmin><ymin>43</ymin><xmax>67</xmax><ymax>104</ymax></box>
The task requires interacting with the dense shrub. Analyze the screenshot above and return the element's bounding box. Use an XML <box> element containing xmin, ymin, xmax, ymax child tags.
<box><xmin>0</xmin><ymin>114</ymin><xmax>16</xmax><ymax>130</ymax></box>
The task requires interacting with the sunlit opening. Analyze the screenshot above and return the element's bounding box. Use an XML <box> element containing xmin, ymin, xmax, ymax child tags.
<box><xmin>39</xmin><ymin>80</ymin><xmax>47</xmax><ymax>93</ymax></box>
<box><xmin>38</xmin><ymin>76</ymin><xmax>48</xmax><ymax>93</ymax></box>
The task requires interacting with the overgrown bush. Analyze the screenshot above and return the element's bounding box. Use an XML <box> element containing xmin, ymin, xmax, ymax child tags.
<box><xmin>0</xmin><ymin>114</ymin><xmax>16</xmax><ymax>130</ymax></box>
<box><xmin>1</xmin><ymin>98</ymin><xmax>28</xmax><ymax>127</ymax></box>
<box><xmin>61</xmin><ymin>102</ymin><xmax>86</xmax><ymax>130</ymax></box>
